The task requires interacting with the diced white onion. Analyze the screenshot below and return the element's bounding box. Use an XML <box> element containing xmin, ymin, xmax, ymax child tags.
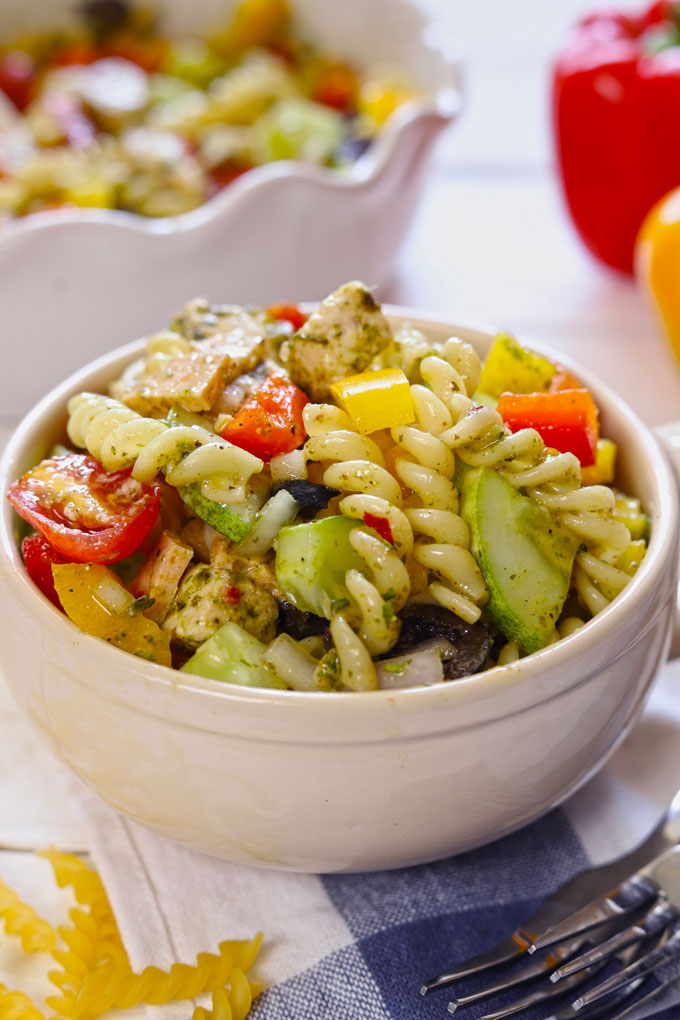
<box><xmin>262</xmin><ymin>634</ymin><xmax>319</xmax><ymax>692</ymax></box>
<box><xmin>377</xmin><ymin>639</ymin><xmax>452</xmax><ymax>690</ymax></box>
<box><xmin>269</xmin><ymin>448</ymin><xmax>307</xmax><ymax>482</ymax></box>
<box><xmin>238</xmin><ymin>489</ymin><xmax>298</xmax><ymax>557</ymax></box>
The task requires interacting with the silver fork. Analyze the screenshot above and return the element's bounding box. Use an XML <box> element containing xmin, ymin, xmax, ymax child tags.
<box><xmin>420</xmin><ymin>789</ymin><xmax>680</xmax><ymax>1019</ymax></box>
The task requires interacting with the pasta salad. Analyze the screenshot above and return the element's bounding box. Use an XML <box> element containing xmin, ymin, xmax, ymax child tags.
<box><xmin>0</xmin><ymin>0</ymin><xmax>414</xmax><ymax>221</ymax></box>
<box><xmin>8</xmin><ymin>282</ymin><xmax>648</xmax><ymax>691</ymax></box>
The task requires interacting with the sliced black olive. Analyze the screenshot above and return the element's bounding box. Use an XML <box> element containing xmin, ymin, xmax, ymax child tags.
<box><xmin>271</xmin><ymin>480</ymin><xmax>340</xmax><ymax>519</ymax></box>
<box><xmin>333</xmin><ymin>137</ymin><xmax>372</xmax><ymax>164</ymax></box>
<box><xmin>79</xmin><ymin>0</ymin><xmax>130</xmax><ymax>38</ymax></box>
<box><xmin>386</xmin><ymin>604</ymin><xmax>490</xmax><ymax>679</ymax></box>
<box><xmin>277</xmin><ymin>600</ymin><xmax>327</xmax><ymax>640</ymax></box>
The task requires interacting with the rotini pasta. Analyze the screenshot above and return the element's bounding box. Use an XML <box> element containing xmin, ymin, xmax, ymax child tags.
<box><xmin>66</xmin><ymin>393</ymin><xmax>263</xmax><ymax>502</ymax></box>
<box><xmin>0</xmin><ymin>852</ymin><xmax>263</xmax><ymax>1020</ymax></box>
<box><xmin>10</xmin><ymin>283</ymin><xmax>648</xmax><ymax>690</ymax></box>
<box><xmin>192</xmin><ymin>970</ymin><xmax>262</xmax><ymax>1020</ymax></box>
<box><xmin>0</xmin><ymin>984</ymin><xmax>45</xmax><ymax>1020</ymax></box>
<box><xmin>0</xmin><ymin>879</ymin><xmax>56</xmax><ymax>953</ymax></box>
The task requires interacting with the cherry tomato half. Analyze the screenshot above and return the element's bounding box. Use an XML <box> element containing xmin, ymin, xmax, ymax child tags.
<box><xmin>8</xmin><ymin>453</ymin><xmax>160</xmax><ymax>563</ymax></box>
<box><xmin>21</xmin><ymin>533</ymin><xmax>66</xmax><ymax>608</ymax></box>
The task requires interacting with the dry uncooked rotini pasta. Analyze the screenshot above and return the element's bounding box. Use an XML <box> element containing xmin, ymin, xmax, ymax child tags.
<box><xmin>9</xmin><ymin>281</ymin><xmax>649</xmax><ymax>689</ymax></box>
<box><xmin>0</xmin><ymin>849</ymin><xmax>263</xmax><ymax>1020</ymax></box>
<box><xmin>0</xmin><ymin>879</ymin><xmax>56</xmax><ymax>953</ymax></box>
<box><xmin>0</xmin><ymin>983</ymin><xmax>45</xmax><ymax>1020</ymax></box>
<box><xmin>192</xmin><ymin>970</ymin><xmax>263</xmax><ymax>1020</ymax></box>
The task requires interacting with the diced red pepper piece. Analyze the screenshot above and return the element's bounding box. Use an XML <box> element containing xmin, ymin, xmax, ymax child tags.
<box><xmin>209</xmin><ymin>162</ymin><xmax>253</xmax><ymax>193</ymax></box>
<box><xmin>363</xmin><ymin>512</ymin><xmax>394</xmax><ymax>545</ymax></box>
<box><xmin>0</xmin><ymin>51</ymin><xmax>36</xmax><ymax>111</ymax></box>
<box><xmin>497</xmin><ymin>389</ymin><xmax>599</xmax><ymax>466</ymax></box>
<box><xmin>224</xmin><ymin>585</ymin><xmax>241</xmax><ymax>604</ymax></box>
<box><xmin>220</xmin><ymin>375</ymin><xmax>309</xmax><ymax>461</ymax></box>
<box><xmin>312</xmin><ymin>62</ymin><xmax>358</xmax><ymax>111</ymax></box>
<box><xmin>21</xmin><ymin>533</ymin><xmax>66</xmax><ymax>609</ymax></box>
<box><xmin>267</xmin><ymin>304</ymin><xmax>307</xmax><ymax>331</ymax></box>
<box><xmin>8</xmin><ymin>453</ymin><xmax>161</xmax><ymax>563</ymax></box>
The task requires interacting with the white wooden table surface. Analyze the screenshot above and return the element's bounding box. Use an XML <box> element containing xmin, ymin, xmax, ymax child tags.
<box><xmin>2</xmin><ymin>0</ymin><xmax>680</xmax><ymax>1011</ymax></box>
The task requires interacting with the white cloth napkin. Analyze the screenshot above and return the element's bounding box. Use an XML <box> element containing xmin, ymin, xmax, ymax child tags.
<box><xmin>62</xmin><ymin>657</ymin><xmax>680</xmax><ymax>1020</ymax></box>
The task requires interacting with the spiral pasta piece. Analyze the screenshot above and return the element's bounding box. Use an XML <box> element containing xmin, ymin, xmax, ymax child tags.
<box><xmin>0</xmin><ymin>879</ymin><xmax>56</xmax><ymax>953</ymax></box>
<box><xmin>66</xmin><ymin>392</ymin><xmax>263</xmax><ymax>500</ymax></box>
<box><xmin>0</xmin><ymin>985</ymin><xmax>45</xmax><ymax>1020</ymax></box>
<box><xmin>191</xmin><ymin>969</ymin><xmax>262</xmax><ymax>1020</ymax></box>
<box><xmin>390</xmin><ymin>423</ymin><xmax>487</xmax><ymax>625</ymax></box>
<box><xmin>70</xmin><ymin>934</ymin><xmax>263</xmax><ymax>1017</ymax></box>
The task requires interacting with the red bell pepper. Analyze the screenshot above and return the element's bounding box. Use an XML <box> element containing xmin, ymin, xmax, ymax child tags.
<box><xmin>220</xmin><ymin>375</ymin><xmax>309</xmax><ymax>461</ymax></box>
<box><xmin>267</xmin><ymin>304</ymin><xmax>307</xmax><ymax>332</ymax></box>
<box><xmin>553</xmin><ymin>1</ymin><xmax>680</xmax><ymax>274</ymax></box>
<box><xmin>497</xmin><ymin>390</ymin><xmax>599</xmax><ymax>466</ymax></box>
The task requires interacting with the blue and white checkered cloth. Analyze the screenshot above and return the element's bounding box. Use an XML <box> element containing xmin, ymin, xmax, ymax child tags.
<box><xmin>71</xmin><ymin>660</ymin><xmax>680</xmax><ymax>1020</ymax></box>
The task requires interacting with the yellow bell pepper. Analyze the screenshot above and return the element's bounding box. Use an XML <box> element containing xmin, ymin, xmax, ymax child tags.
<box><xmin>211</xmin><ymin>0</ymin><xmax>290</xmax><ymax>54</ymax></box>
<box><xmin>580</xmin><ymin>438</ymin><xmax>617</xmax><ymax>486</ymax></box>
<box><xmin>358</xmin><ymin>78</ymin><xmax>413</xmax><ymax>127</ymax></box>
<box><xmin>636</xmin><ymin>188</ymin><xmax>680</xmax><ymax>365</ymax></box>
<box><xmin>330</xmin><ymin>368</ymin><xmax>415</xmax><ymax>435</ymax></box>
<box><xmin>478</xmin><ymin>333</ymin><xmax>556</xmax><ymax>398</ymax></box>
<box><xmin>613</xmin><ymin>493</ymin><xmax>648</xmax><ymax>542</ymax></box>
<box><xmin>52</xmin><ymin>563</ymin><xmax>172</xmax><ymax>666</ymax></box>
<box><xmin>616</xmin><ymin>538</ymin><xmax>647</xmax><ymax>576</ymax></box>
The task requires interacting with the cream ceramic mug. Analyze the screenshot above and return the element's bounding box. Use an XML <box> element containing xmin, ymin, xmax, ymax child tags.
<box><xmin>0</xmin><ymin>311</ymin><xmax>677</xmax><ymax>873</ymax></box>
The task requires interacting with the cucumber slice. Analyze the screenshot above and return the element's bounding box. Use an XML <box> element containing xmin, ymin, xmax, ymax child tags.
<box><xmin>275</xmin><ymin>515</ymin><xmax>366</xmax><ymax>619</ymax></box>
<box><xmin>180</xmin><ymin>482</ymin><xmax>251</xmax><ymax>541</ymax></box>
<box><xmin>181</xmin><ymin>621</ymin><xmax>287</xmax><ymax>688</ymax></box>
<box><xmin>460</xmin><ymin>467</ymin><xmax>578</xmax><ymax>653</ymax></box>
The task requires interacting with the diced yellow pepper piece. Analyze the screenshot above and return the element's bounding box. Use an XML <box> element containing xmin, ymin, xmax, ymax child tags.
<box><xmin>358</xmin><ymin>78</ymin><xmax>413</xmax><ymax>127</ymax></box>
<box><xmin>330</xmin><ymin>368</ymin><xmax>415</xmax><ymax>435</ymax></box>
<box><xmin>211</xmin><ymin>0</ymin><xmax>290</xmax><ymax>54</ymax></box>
<box><xmin>62</xmin><ymin>177</ymin><xmax>116</xmax><ymax>209</ymax></box>
<box><xmin>580</xmin><ymin>439</ymin><xmax>617</xmax><ymax>486</ymax></box>
<box><xmin>53</xmin><ymin>563</ymin><xmax>172</xmax><ymax>666</ymax></box>
<box><xmin>616</xmin><ymin>539</ymin><xmax>647</xmax><ymax>576</ymax></box>
<box><xmin>478</xmin><ymin>333</ymin><xmax>556</xmax><ymax>399</ymax></box>
<box><xmin>613</xmin><ymin>493</ymin><xmax>649</xmax><ymax>541</ymax></box>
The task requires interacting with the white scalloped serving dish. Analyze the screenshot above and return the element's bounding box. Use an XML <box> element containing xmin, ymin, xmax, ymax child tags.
<box><xmin>0</xmin><ymin>0</ymin><xmax>461</xmax><ymax>420</ymax></box>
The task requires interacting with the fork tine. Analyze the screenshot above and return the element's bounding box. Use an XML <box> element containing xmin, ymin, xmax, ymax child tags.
<box><xmin>548</xmin><ymin>901</ymin><xmax>678</xmax><ymax>982</ymax></box>
<box><xmin>458</xmin><ymin>962</ymin><xmax>598</xmax><ymax>1020</ymax></box>
<box><xmin>445</xmin><ymin>934</ymin><xmax>592</xmax><ymax>1012</ymax></box>
<box><xmin>570</xmin><ymin>926</ymin><xmax>680</xmax><ymax>1011</ymax></box>
<box><xmin>603</xmin><ymin>972</ymin><xmax>680</xmax><ymax>1020</ymax></box>
<box><xmin>420</xmin><ymin>935</ymin><xmax>530</xmax><ymax>995</ymax></box>
<box><xmin>528</xmin><ymin>875</ymin><xmax>660</xmax><ymax>954</ymax></box>
<box><xmin>540</xmin><ymin>976</ymin><xmax>647</xmax><ymax>1020</ymax></box>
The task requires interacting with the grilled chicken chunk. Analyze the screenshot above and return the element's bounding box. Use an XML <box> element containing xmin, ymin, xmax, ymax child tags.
<box><xmin>288</xmin><ymin>281</ymin><xmax>392</xmax><ymax>400</ymax></box>
<box><xmin>118</xmin><ymin>305</ymin><xmax>265</xmax><ymax>415</ymax></box>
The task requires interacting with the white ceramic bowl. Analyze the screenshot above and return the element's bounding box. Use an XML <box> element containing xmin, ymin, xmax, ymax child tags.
<box><xmin>0</xmin><ymin>0</ymin><xmax>461</xmax><ymax>422</ymax></box>
<box><xmin>0</xmin><ymin>310</ymin><xmax>677</xmax><ymax>873</ymax></box>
